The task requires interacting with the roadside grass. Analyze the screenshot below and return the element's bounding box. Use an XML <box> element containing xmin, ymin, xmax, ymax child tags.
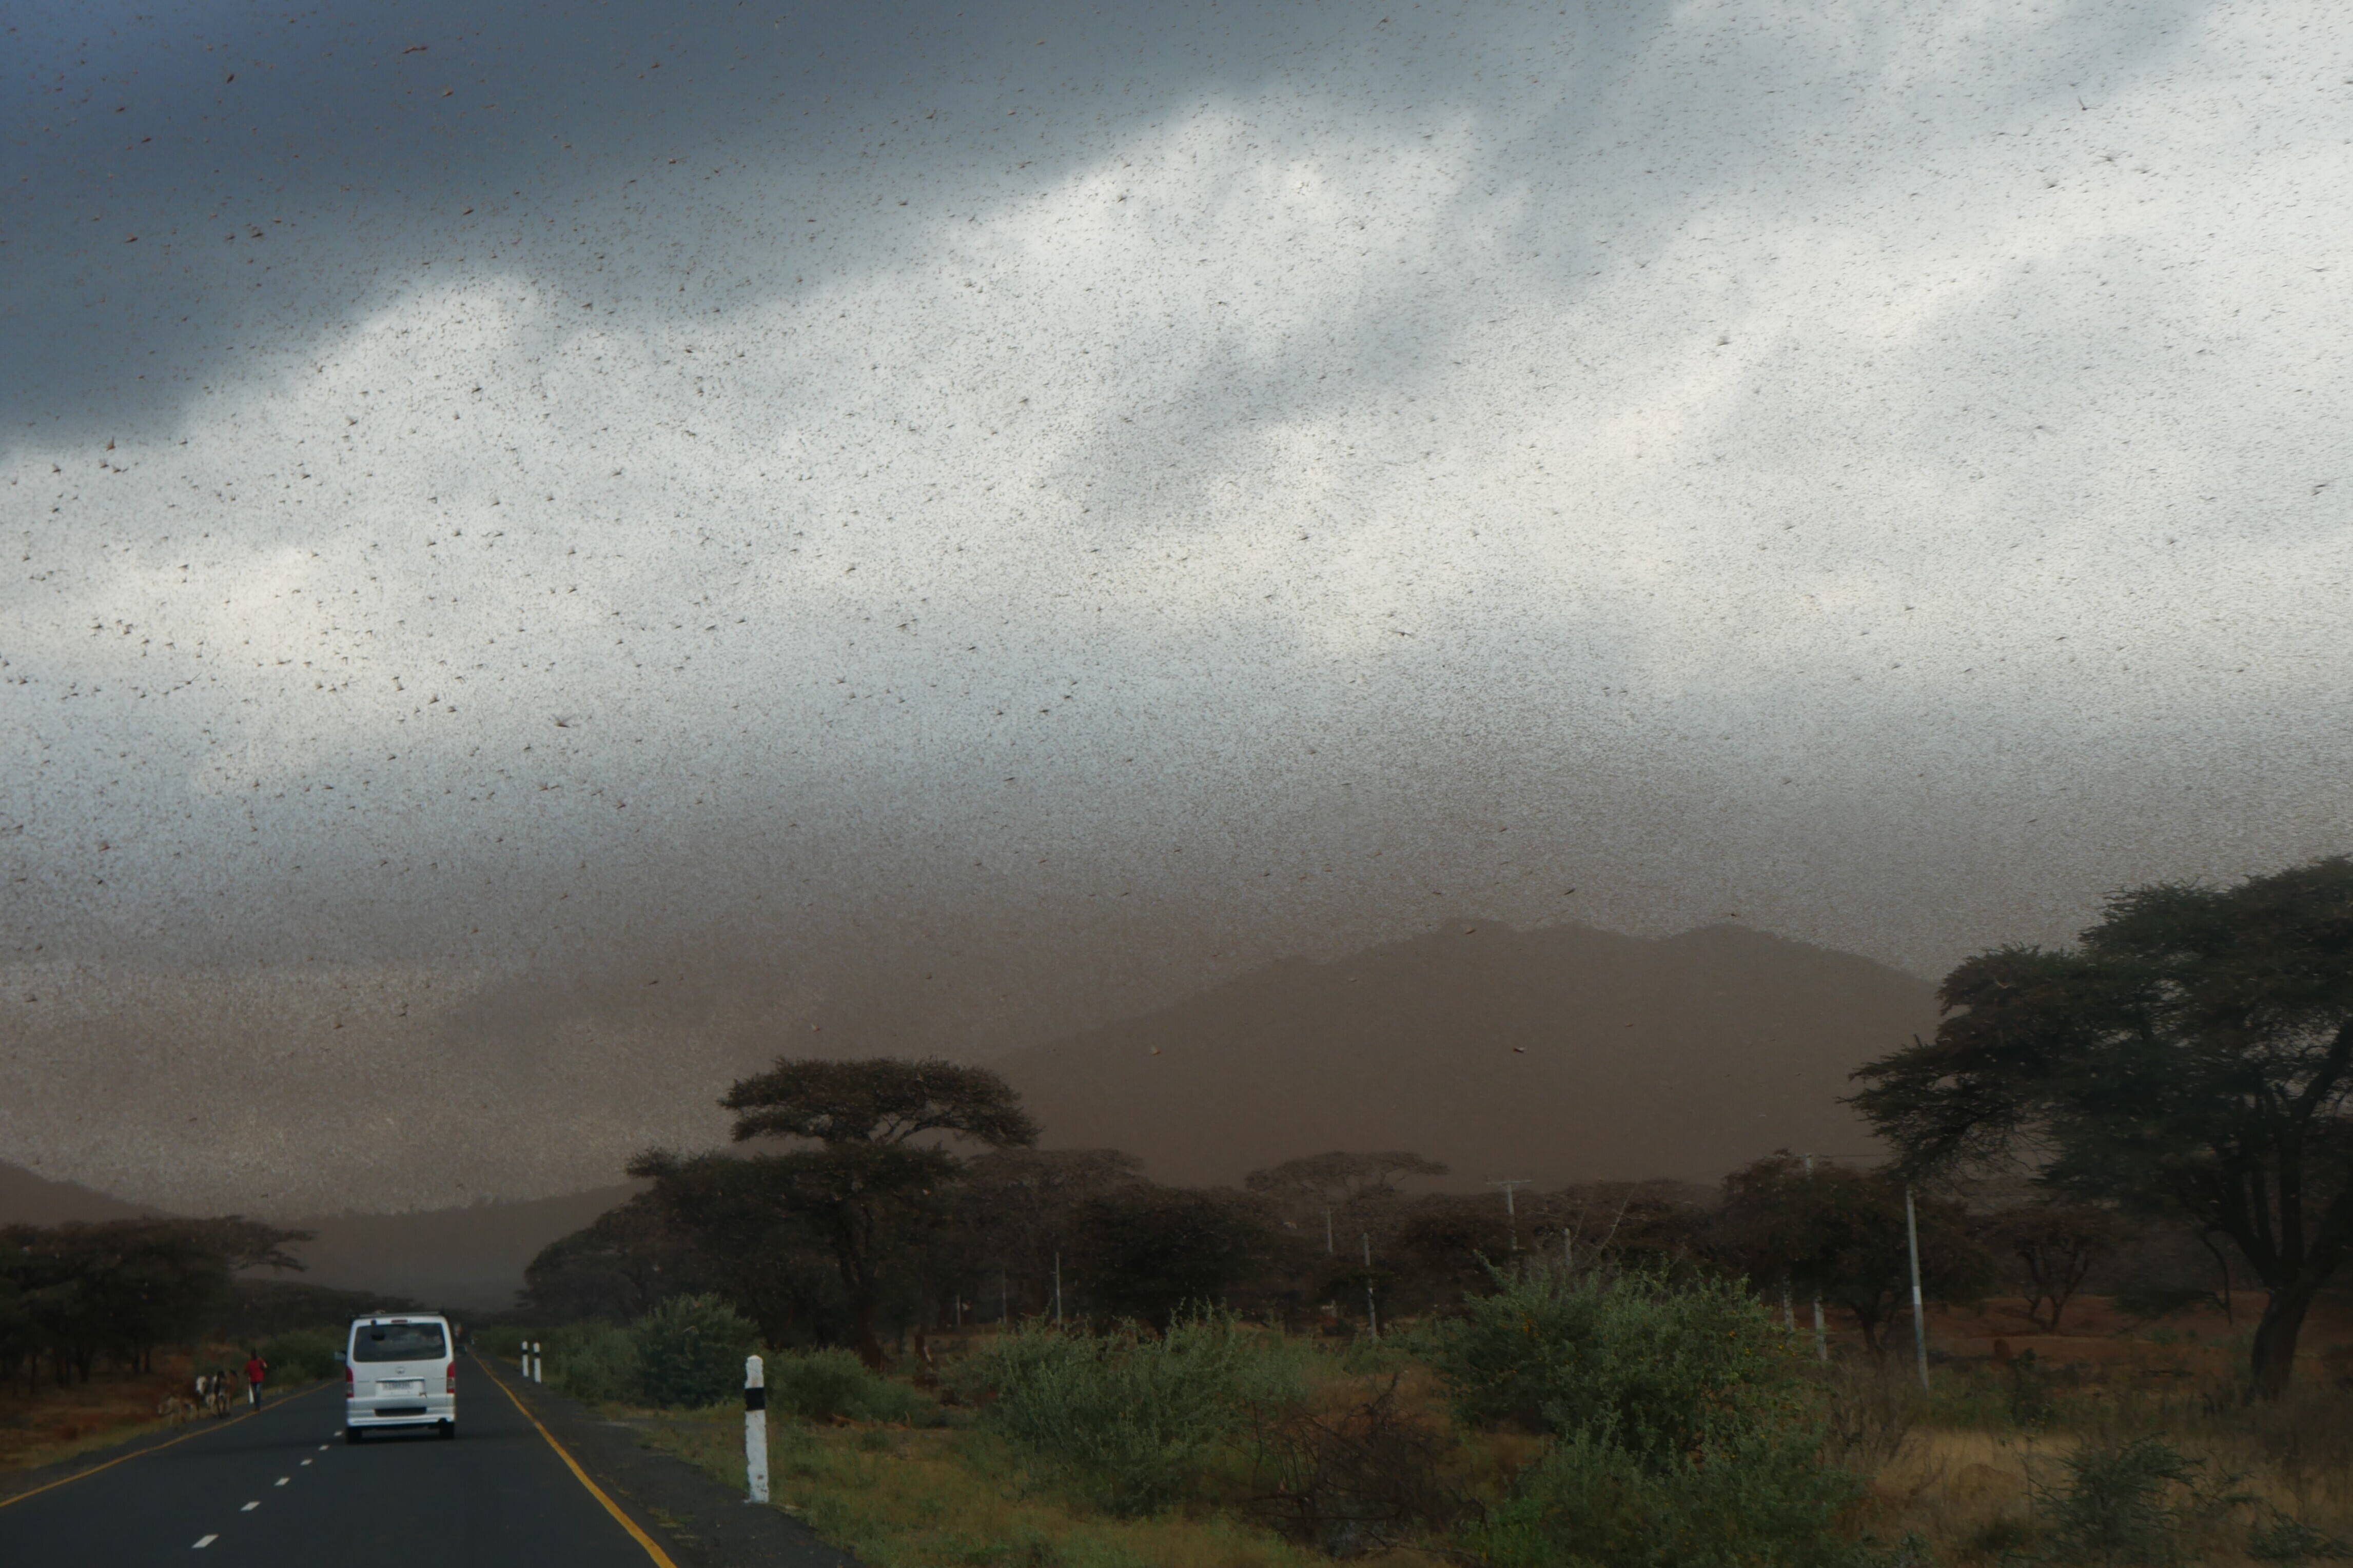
<box><xmin>628</xmin><ymin>1406</ymin><xmax>1334</xmax><ymax>1568</ymax></box>
<box><xmin>1</xmin><ymin>1398</ymin><xmax>183</xmax><ymax>1477</ymax></box>
<box><xmin>533</xmin><ymin>1300</ymin><xmax>2353</xmax><ymax>1568</ymax></box>
<box><xmin>1839</xmin><ymin>1299</ymin><xmax>2353</xmax><ymax>1567</ymax></box>
<box><xmin>1</xmin><ymin>1347</ymin><xmax>213</xmax><ymax>1473</ymax></box>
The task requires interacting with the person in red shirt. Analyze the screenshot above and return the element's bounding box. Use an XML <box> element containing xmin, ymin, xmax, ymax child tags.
<box><xmin>244</xmin><ymin>1351</ymin><xmax>268</xmax><ymax>1411</ymax></box>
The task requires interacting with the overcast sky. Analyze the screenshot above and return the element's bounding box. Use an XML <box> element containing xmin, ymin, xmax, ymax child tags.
<box><xmin>5</xmin><ymin>0</ymin><xmax>2347</xmax><ymax>1215</ymax></box>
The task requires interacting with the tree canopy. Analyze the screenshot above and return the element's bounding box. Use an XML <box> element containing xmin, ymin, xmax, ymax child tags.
<box><xmin>636</xmin><ymin>1055</ymin><xmax>1040</xmax><ymax>1365</ymax></box>
<box><xmin>1850</xmin><ymin>856</ymin><xmax>2353</xmax><ymax>1396</ymax></box>
<box><xmin>720</xmin><ymin>1057</ymin><xmax>1040</xmax><ymax>1148</ymax></box>
<box><xmin>1243</xmin><ymin>1150</ymin><xmax>1452</xmax><ymax>1205</ymax></box>
<box><xmin>1714</xmin><ymin>1154</ymin><xmax>1987</xmax><ymax>1358</ymax></box>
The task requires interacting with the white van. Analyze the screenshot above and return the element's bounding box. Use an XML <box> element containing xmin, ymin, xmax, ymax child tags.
<box><xmin>343</xmin><ymin>1314</ymin><xmax>456</xmax><ymax>1442</ymax></box>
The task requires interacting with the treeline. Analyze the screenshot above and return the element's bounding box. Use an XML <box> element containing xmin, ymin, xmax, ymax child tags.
<box><xmin>522</xmin><ymin>1061</ymin><xmax>2211</xmax><ymax>1368</ymax></box>
<box><xmin>526</xmin><ymin>856</ymin><xmax>2353</xmax><ymax>1397</ymax></box>
<box><xmin>0</xmin><ymin>1218</ymin><xmax>311</xmax><ymax>1391</ymax></box>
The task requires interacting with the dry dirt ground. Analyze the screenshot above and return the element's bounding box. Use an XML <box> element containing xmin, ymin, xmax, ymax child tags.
<box><xmin>0</xmin><ymin>1347</ymin><xmax>257</xmax><ymax>1474</ymax></box>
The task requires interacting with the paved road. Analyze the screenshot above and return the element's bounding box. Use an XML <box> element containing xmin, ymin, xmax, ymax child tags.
<box><xmin>0</xmin><ymin>1356</ymin><xmax>668</xmax><ymax>1565</ymax></box>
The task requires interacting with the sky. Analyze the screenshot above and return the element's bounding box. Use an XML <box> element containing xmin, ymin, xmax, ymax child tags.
<box><xmin>3</xmin><ymin>0</ymin><xmax>2348</xmax><ymax>1215</ymax></box>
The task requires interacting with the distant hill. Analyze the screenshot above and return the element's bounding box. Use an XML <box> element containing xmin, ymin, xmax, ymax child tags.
<box><xmin>992</xmin><ymin>921</ymin><xmax>1930</xmax><ymax>1188</ymax></box>
<box><xmin>0</xmin><ymin>1161</ymin><xmax>166</xmax><ymax>1224</ymax></box>
<box><xmin>280</xmin><ymin>1184</ymin><xmax>644</xmax><ymax>1312</ymax></box>
<box><xmin>0</xmin><ymin>1161</ymin><xmax>637</xmax><ymax>1313</ymax></box>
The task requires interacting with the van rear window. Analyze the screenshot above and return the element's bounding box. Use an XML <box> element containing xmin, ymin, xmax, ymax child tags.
<box><xmin>352</xmin><ymin>1323</ymin><xmax>446</xmax><ymax>1362</ymax></box>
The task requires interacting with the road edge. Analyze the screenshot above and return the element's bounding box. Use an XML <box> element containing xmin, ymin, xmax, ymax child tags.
<box><xmin>0</xmin><ymin>1380</ymin><xmax>329</xmax><ymax>1510</ymax></box>
<box><xmin>473</xmin><ymin>1351</ymin><xmax>862</xmax><ymax>1568</ymax></box>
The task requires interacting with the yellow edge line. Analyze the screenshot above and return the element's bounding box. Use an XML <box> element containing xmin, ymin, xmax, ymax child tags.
<box><xmin>476</xmin><ymin>1353</ymin><xmax>680</xmax><ymax>1568</ymax></box>
<box><xmin>0</xmin><ymin>1380</ymin><xmax>329</xmax><ymax>1511</ymax></box>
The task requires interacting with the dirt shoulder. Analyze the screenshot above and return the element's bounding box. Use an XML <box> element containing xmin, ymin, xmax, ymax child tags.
<box><xmin>478</xmin><ymin>1353</ymin><xmax>861</xmax><ymax>1568</ymax></box>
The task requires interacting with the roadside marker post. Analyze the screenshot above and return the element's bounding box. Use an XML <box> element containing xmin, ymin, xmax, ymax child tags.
<box><xmin>744</xmin><ymin>1355</ymin><xmax>770</xmax><ymax>1505</ymax></box>
<box><xmin>1905</xmin><ymin>1185</ymin><xmax>1930</xmax><ymax>1392</ymax></box>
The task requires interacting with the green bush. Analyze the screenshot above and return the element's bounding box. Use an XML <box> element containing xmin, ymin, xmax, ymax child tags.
<box><xmin>260</xmin><ymin>1327</ymin><xmax>343</xmax><ymax>1383</ymax></box>
<box><xmin>631</xmin><ymin>1294</ymin><xmax>757</xmax><ymax>1408</ymax></box>
<box><xmin>542</xmin><ymin>1321</ymin><xmax>640</xmax><ymax>1404</ymax></box>
<box><xmin>476</xmin><ymin>1324</ymin><xmax>530</xmax><ymax>1361</ymax></box>
<box><xmin>2033</xmin><ymin>1435</ymin><xmax>2245</xmax><ymax>1567</ymax></box>
<box><xmin>1436</xmin><ymin>1264</ymin><xmax>1879</xmax><ymax>1568</ymax></box>
<box><xmin>1468</xmin><ymin>1427</ymin><xmax>1881</xmax><ymax>1568</ymax></box>
<box><xmin>968</xmin><ymin>1312</ymin><xmax>1303</xmax><ymax>1516</ymax></box>
<box><xmin>768</xmin><ymin>1346</ymin><xmax>936</xmax><ymax>1425</ymax></box>
<box><xmin>1427</xmin><ymin>1262</ymin><xmax>1800</xmax><ymax>1459</ymax></box>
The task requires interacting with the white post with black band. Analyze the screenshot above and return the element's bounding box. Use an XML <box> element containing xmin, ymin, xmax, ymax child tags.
<box><xmin>744</xmin><ymin>1354</ymin><xmax>769</xmax><ymax>1504</ymax></box>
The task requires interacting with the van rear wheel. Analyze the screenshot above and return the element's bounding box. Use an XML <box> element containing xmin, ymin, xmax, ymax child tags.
<box><xmin>345</xmin><ymin>1427</ymin><xmax>364</xmax><ymax>1445</ymax></box>
<box><xmin>438</xmin><ymin>1421</ymin><xmax>456</xmax><ymax>1440</ymax></box>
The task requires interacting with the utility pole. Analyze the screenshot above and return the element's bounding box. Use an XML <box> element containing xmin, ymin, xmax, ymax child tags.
<box><xmin>1361</xmin><ymin>1233</ymin><xmax>1378</xmax><ymax>1338</ymax></box>
<box><xmin>1324</xmin><ymin>1208</ymin><xmax>1335</xmax><ymax>1255</ymax></box>
<box><xmin>1053</xmin><ymin>1252</ymin><xmax>1064</xmax><ymax>1326</ymax></box>
<box><xmin>1487</xmin><ymin>1179</ymin><xmax>1532</xmax><ymax>1252</ymax></box>
<box><xmin>1803</xmin><ymin>1154</ymin><xmax>1827</xmax><ymax>1363</ymax></box>
<box><xmin>1002</xmin><ymin>1269</ymin><xmax>1011</xmax><ymax>1326</ymax></box>
<box><xmin>1905</xmin><ymin>1184</ymin><xmax>1930</xmax><ymax>1392</ymax></box>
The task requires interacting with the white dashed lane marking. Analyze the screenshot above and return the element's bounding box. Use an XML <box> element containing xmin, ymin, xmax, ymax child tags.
<box><xmin>241</xmin><ymin>1501</ymin><xmax>259</xmax><ymax>1512</ymax></box>
<box><xmin>275</xmin><ymin>1477</ymin><xmax>289</xmax><ymax>1486</ymax></box>
<box><xmin>192</xmin><ymin>1536</ymin><xmax>218</xmax><ymax>1550</ymax></box>
<box><xmin>301</xmin><ymin>1459</ymin><xmax>313</xmax><ymax>1466</ymax></box>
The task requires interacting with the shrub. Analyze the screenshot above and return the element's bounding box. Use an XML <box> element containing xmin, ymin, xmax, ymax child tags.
<box><xmin>1436</xmin><ymin>1263</ymin><xmax>1878</xmax><ymax>1568</ymax></box>
<box><xmin>968</xmin><ymin>1312</ymin><xmax>1303</xmax><ymax>1515</ymax></box>
<box><xmin>1427</xmin><ymin>1262</ymin><xmax>1799</xmax><ymax>1458</ymax></box>
<box><xmin>475</xmin><ymin>1325</ymin><xmax>529</xmax><ymax>1360</ymax></box>
<box><xmin>542</xmin><ymin>1321</ymin><xmax>640</xmax><ymax>1404</ymax></box>
<box><xmin>1816</xmin><ymin>1359</ymin><xmax>1922</xmax><ymax>1474</ymax></box>
<box><xmin>1468</xmin><ymin>1427</ymin><xmax>1880</xmax><ymax>1568</ymax></box>
<box><xmin>768</xmin><ymin>1346</ymin><xmax>937</xmax><ymax>1425</ymax></box>
<box><xmin>260</xmin><ymin>1327</ymin><xmax>343</xmax><ymax>1383</ymax></box>
<box><xmin>1068</xmin><ymin>1188</ymin><xmax>1279</xmax><ymax>1327</ymax></box>
<box><xmin>2033</xmin><ymin>1435</ymin><xmax>2246</xmax><ymax>1568</ymax></box>
<box><xmin>2249</xmin><ymin>1513</ymin><xmax>2353</xmax><ymax>1564</ymax></box>
<box><xmin>2007</xmin><ymin>1348</ymin><xmax>2056</xmax><ymax>1430</ymax></box>
<box><xmin>1245</xmin><ymin>1375</ymin><xmax>1465</xmax><ymax>1555</ymax></box>
<box><xmin>631</xmin><ymin>1294</ymin><xmax>757</xmax><ymax>1408</ymax></box>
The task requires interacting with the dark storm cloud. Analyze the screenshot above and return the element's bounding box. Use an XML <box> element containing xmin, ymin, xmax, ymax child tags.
<box><xmin>11</xmin><ymin>0</ymin><xmax>2211</xmax><ymax>436</ymax></box>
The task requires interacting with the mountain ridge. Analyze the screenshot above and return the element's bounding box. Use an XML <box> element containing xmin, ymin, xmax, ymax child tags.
<box><xmin>5</xmin><ymin>919</ymin><xmax>1930</xmax><ymax>1300</ymax></box>
<box><xmin>991</xmin><ymin>919</ymin><xmax>1927</xmax><ymax>1187</ymax></box>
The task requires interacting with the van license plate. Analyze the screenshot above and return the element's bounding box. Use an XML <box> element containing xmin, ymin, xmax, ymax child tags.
<box><xmin>377</xmin><ymin>1380</ymin><xmax>424</xmax><ymax>1396</ymax></box>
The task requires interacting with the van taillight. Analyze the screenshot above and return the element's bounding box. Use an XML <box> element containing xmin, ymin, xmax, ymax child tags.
<box><xmin>345</xmin><ymin>1364</ymin><xmax>354</xmax><ymax>1399</ymax></box>
<box><xmin>446</xmin><ymin>1365</ymin><xmax>457</xmax><ymax>1395</ymax></box>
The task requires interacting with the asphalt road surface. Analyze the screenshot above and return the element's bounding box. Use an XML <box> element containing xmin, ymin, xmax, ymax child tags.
<box><xmin>0</xmin><ymin>1357</ymin><xmax>673</xmax><ymax>1565</ymax></box>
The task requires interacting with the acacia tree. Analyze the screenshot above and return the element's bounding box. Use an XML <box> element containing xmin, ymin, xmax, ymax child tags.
<box><xmin>522</xmin><ymin>1192</ymin><xmax>719</xmax><ymax>1326</ymax></box>
<box><xmin>0</xmin><ymin>1218</ymin><xmax>309</xmax><ymax>1385</ymax></box>
<box><xmin>1851</xmin><ymin>857</ymin><xmax>2353</xmax><ymax>1397</ymax></box>
<box><xmin>1069</xmin><ymin>1185</ymin><xmax>1279</xmax><ymax>1326</ymax></box>
<box><xmin>635</xmin><ymin>1057</ymin><xmax>1038</xmax><ymax>1366</ymax></box>
<box><xmin>1244</xmin><ymin>1150</ymin><xmax>1452</xmax><ymax>1210</ymax></box>
<box><xmin>1982</xmin><ymin>1203</ymin><xmax>2124</xmax><ymax>1333</ymax></box>
<box><xmin>619</xmin><ymin>1154</ymin><xmax>862</xmax><ymax>1346</ymax></box>
<box><xmin>1715</xmin><ymin>1154</ymin><xmax>1988</xmax><ymax>1359</ymax></box>
<box><xmin>942</xmin><ymin>1148</ymin><xmax>1145</xmax><ymax>1316</ymax></box>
